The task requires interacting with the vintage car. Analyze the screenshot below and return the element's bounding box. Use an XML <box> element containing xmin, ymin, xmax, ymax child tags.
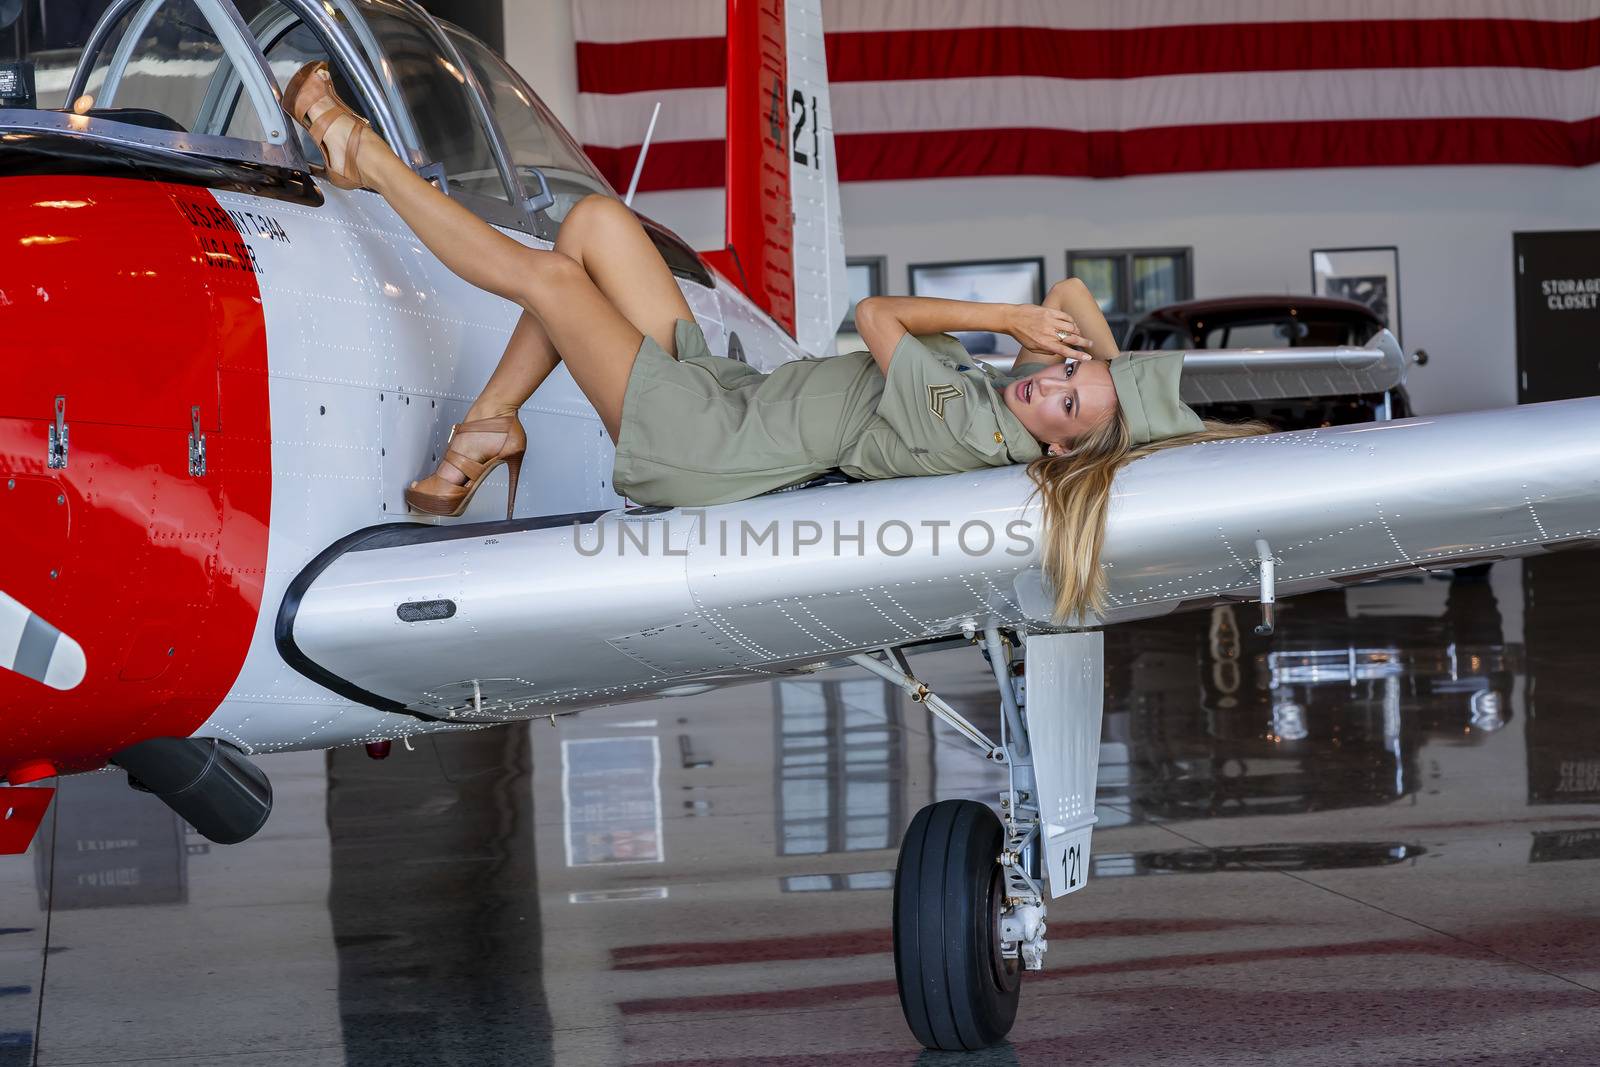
<box><xmin>1125</xmin><ymin>294</ymin><xmax>1416</xmax><ymax>426</ymax></box>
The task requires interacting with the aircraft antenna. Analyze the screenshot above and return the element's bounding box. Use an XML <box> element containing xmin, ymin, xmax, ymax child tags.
<box><xmin>624</xmin><ymin>101</ymin><xmax>662</xmax><ymax>207</ymax></box>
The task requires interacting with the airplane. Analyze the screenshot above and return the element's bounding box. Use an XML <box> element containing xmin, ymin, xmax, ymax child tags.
<box><xmin>3</xmin><ymin>0</ymin><xmax>1598</xmax><ymax>1052</ymax></box>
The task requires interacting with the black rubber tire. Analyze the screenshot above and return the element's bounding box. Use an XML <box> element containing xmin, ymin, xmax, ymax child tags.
<box><xmin>893</xmin><ymin>799</ymin><xmax>1022</xmax><ymax>1050</ymax></box>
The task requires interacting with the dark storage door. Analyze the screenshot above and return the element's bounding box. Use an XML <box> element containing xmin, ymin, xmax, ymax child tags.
<box><xmin>1514</xmin><ymin>230</ymin><xmax>1600</xmax><ymax>403</ymax></box>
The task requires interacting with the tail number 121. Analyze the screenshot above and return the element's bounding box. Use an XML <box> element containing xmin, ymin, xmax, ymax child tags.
<box><xmin>768</xmin><ymin>77</ymin><xmax>821</xmax><ymax>169</ymax></box>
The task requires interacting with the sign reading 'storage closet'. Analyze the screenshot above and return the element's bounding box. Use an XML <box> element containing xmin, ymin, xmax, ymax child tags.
<box><xmin>1542</xmin><ymin>276</ymin><xmax>1600</xmax><ymax>310</ymax></box>
<box><xmin>1514</xmin><ymin>231</ymin><xmax>1600</xmax><ymax>404</ymax></box>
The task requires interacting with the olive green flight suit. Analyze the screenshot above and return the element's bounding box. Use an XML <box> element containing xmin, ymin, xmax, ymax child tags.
<box><xmin>612</xmin><ymin>319</ymin><xmax>1048</xmax><ymax>507</ymax></box>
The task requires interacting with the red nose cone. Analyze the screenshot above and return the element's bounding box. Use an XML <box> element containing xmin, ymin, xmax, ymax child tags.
<box><xmin>1</xmin><ymin>175</ymin><xmax>272</xmax><ymax>780</ymax></box>
<box><xmin>364</xmin><ymin>741</ymin><xmax>393</xmax><ymax>761</ymax></box>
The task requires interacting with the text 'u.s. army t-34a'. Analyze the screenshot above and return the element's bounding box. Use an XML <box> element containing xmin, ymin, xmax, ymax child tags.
<box><xmin>3</xmin><ymin>0</ymin><xmax>1598</xmax><ymax>1051</ymax></box>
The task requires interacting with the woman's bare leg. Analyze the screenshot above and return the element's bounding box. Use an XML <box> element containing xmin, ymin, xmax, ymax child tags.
<box><xmin>335</xmin><ymin>131</ymin><xmax>643</xmax><ymax>439</ymax></box>
<box><xmin>400</xmin><ymin>312</ymin><xmax>559</xmax><ymax>492</ymax></box>
<box><xmin>302</xmin><ymin>85</ymin><xmax>695</xmax><ymax>448</ymax></box>
<box><xmin>463</xmin><ymin>194</ymin><xmax>693</xmax><ymax>422</ymax></box>
<box><xmin>554</xmin><ymin>194</ymin><xmax>693</xmax><ymax>356</ymax></box>
<box><xmin>411</xmin><ymin>194</ymin><xmax>695</xmax><ymax>486</ymax></box>
<box><xmin>467</xmin><ymin>312</ymin><xmax>556</xmax><ymax>422</ymax></box>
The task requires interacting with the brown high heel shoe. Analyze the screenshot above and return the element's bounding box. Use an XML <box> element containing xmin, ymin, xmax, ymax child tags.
<box><xmin>283</xmin><ymin>61</ymin><xmax>369</xmax><ymax>190</ymax></box>
<box><xmin>404</xmin><ymin>415</ymin><xmax>528</xmax><ymax>519</ymax></box>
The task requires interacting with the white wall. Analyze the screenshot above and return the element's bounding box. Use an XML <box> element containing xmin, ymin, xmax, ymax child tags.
<box><xmin>634</xmin><ymin>166</ymin><xmax>1597</xmax><ymax>416</ymax></box>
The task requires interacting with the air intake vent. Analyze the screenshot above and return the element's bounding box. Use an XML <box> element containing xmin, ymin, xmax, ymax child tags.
<box><xmin>397</xmin><ymin>599</ymin><xmax>457</xmax><ymax>623</ymax></box>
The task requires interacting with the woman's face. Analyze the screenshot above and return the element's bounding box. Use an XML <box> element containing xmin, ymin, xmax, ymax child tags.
<box><xmin>1003</xmin><ymin>359</ymin><xmax>1118</xmax><ymax>452</ymax></box>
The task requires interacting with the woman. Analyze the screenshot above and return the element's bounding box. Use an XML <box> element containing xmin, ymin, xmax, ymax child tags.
<box><xmin>284</xmin><ymin>63</ymin><xmax>1263</xmax><ymax>623</ymax></box>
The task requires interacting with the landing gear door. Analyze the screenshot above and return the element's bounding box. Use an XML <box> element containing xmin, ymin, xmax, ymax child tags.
<box><xmin>1022</xmin><ymin>631</ymin><xmax>1105</xmax><ymax>898</ymax></box>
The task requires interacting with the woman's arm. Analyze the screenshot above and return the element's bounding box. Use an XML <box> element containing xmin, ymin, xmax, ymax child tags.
<box><xmin>1030</xmin><ymin>278</ymin><xmax>1122</xmax><ymax>364</ymax></box>
<box><xmin>855</xmin><ymin>295</ymin><xmax>1089</xmax><ymax>376</ymax></box>
<box><xmin>1000</xmin><ymin>279</ymin><xmax>1125</xmax><ymax>369</ymax></box>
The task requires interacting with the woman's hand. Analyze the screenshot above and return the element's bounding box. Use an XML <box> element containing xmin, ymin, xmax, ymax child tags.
<box><xmin>1005</xmin><ymin>304</ymin><xmax>1095</xmax><ymax>359</ymax></box>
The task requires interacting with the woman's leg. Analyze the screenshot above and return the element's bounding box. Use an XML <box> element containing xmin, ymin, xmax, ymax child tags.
<box><xmin>414</xmin><ymin>194</ymin><xmax>696</xmax><ymax>485</ymax></box>
<box><xmin>443</xmin><ymin>195</ymin><xmax>695</xmax><ymax>483</ymax></box>
<box><xmin>462</xmin><ymin>194</ymin><xmax>694</xmax><ymax>423</ymax></box>
<box><xmin>408</xmin><ymin>311</ymin><xmax>556</xmax><ymax>494</ymax></box>
<box><xmin>346</xmin><ymin>140</ymin><xmax>642</xmax><ymax>439</ymax></box>
<box><xmin>466</xmin><ymin>312</ymin><xmax>556</xmax><ymax>423</ymax></box>
<box><xmin>301</xmin><ymin>87</ymin><xmax>692</xmax><ymax>443</ymax></box>
<box><xmin>554</xmin><ymin>193</ymin><xmax>693</xmax><ymax>357</ymax></box>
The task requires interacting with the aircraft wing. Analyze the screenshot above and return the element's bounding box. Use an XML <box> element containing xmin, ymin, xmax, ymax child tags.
<box><xmin>277</xmin><ymin>397</ymin><xmax>1599</xmax><ymax>722</ymax></box>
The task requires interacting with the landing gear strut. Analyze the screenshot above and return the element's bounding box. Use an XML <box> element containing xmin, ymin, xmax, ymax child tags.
<box><xmin>864</xmin><ymin>628</ymin><xmax>1105</xmax><ymax>1051</ymax></box>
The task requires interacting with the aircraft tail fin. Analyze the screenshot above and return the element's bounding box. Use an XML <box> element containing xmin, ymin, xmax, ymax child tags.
<box><xmin>703</xmin><ymin>0</ymin><xmax>847</xmax><ymax>355</ymax></box>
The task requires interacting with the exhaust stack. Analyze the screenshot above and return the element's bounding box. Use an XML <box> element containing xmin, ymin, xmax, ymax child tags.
<box><xmin>112</xmin><ymin>737</ymin><xmax>272</xmax><ymax>844</ymax></box>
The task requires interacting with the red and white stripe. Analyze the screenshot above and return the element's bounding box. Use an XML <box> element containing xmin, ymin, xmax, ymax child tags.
<box><xmin>574</xmin><ymin>0</ymin><xmax>1600</xmax><ymax>191</ymax></box>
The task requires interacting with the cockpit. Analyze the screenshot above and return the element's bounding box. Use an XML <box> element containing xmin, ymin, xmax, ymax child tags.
<box><xmin>0</xmin><ymin>0</ymin><xmax>614</xmax><ymax>235</ymax></box>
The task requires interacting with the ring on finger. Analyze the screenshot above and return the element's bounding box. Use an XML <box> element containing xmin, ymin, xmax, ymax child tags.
<box><xmin>1056</xmin><ymin>330</ymin><xmax>1069</xmax><ymax>342</ymax></box>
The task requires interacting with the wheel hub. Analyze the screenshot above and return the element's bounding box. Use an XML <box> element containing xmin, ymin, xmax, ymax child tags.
<box><xmin>987</xmin><ymin>866</ymin><xmax>1022</xmax><ymax>989</ymax></box>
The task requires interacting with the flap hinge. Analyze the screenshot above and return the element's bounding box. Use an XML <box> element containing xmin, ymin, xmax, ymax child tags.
<box><xmin>47</xmin><ymin>396</ymin><xmax>67</xmax><ymax>469</ymax></box>
<box><xmin>188</xmin><ymin>405</ymin><xmax>207</xmax><ymax>478</ymax></box>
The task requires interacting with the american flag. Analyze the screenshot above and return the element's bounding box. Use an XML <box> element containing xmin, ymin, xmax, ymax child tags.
<box><xmin>573</xmin><ymin>0</ymin><xmax>1600</xmax><ymax>193</ymax></box>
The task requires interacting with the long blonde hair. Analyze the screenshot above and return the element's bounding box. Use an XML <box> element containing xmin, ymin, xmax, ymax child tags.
<box><xmin>1028</xmin><ymin>411</ymin><xmax>1270</xmax><ymax>625</ymax></box>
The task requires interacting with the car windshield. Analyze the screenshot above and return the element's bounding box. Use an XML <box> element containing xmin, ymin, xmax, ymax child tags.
<box><xmin>1199</xmin><ymin>317</ymin><xmax>1369</xmax><ymax>348</ymax></box>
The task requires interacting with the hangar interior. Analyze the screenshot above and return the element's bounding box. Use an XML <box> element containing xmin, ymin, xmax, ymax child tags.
<box><xmin>512</xmin><ymin>0</ymin><xmax>1600</xmax><ymax>416</ymax></box>
<box><xmin>0</xmin><ymin>0</ymin><xmax>1598</xmax><ymax>1064</ymax></box>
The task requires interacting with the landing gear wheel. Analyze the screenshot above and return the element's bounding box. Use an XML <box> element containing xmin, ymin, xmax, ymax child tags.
<box><xmin>893</xmin><ymin>799</ymin><xmax>1021</xmax><ymax>1050</ymax></box>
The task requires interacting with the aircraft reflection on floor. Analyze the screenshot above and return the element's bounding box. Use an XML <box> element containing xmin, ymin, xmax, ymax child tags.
<box><xmin>774</xmin><ymin>678</ymin><xmax>905</xmax><ymax>859</ymax></box>
<box><xmin>325</xmin><ymin>728</ymin><xmax>555</xmax><ymax>1066</ymax></box>
<box><xmin>1097</xmin><ymin>569</ymin><xmax>1518</xmax><ymax>826</ymax></box>
<box><xmin>1524</xmin><ymin>552</ymin><xmax>1600</xmax><ymax>809</ymax></box>
<box><xmin>1092</xmin><ymin>841</ymin><xmax>1424</xmax><ymax>879</ymax></box>
<box><xmin>33</xmin><ymin>771</ymin><xmax>193</xmax><ymax>910</ymax></box>
<box><xmin>1520</xmin><ymin>552</ymin><xmax>1600</xmax><ymax>867</ymax></box>
<box><xmin>562</xmin><ymin>735</ymin><xmax>665</xmax><ymax>868</ymax></box>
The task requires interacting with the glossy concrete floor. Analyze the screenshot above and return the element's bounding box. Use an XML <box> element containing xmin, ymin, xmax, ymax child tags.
<box><xmin>5</xmin><ymin>552</ymin><xmax>1600</xmax><ymax>1066</ymax></box>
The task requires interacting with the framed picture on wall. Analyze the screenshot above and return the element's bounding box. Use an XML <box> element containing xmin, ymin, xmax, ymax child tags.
<box><xmin>907</xmin><ymin>257</ymin><xmax>1045</xmax><ymax>355</ymax></box>
<box><xmin>841</xmin><ymin>256</ymin><xmax>886</xmax><ymax>331</ymax></box>
<box><xmin>1311</xmin><ymin>246</ymin><xmax>1401</xmax><ymax>343</ymax></box>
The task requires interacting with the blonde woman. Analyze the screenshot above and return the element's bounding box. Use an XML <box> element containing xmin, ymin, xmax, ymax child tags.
<box><xmin>285</xmin><ymin>63</ymin><xmax>1264</xmax><ymax>623</ymax></box>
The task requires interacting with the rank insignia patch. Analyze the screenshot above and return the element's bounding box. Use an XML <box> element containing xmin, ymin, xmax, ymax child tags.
<box><xmin>927</xmin><ymin>383</ymin><xmax>964</xmax><ymax>420</ymax></box>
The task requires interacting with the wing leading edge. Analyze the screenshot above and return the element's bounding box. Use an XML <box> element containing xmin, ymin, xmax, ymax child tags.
<box><xmin>274</xmin><ymin>397</ymin><xmax>1600</xmax><ymax>731</ymax></box>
